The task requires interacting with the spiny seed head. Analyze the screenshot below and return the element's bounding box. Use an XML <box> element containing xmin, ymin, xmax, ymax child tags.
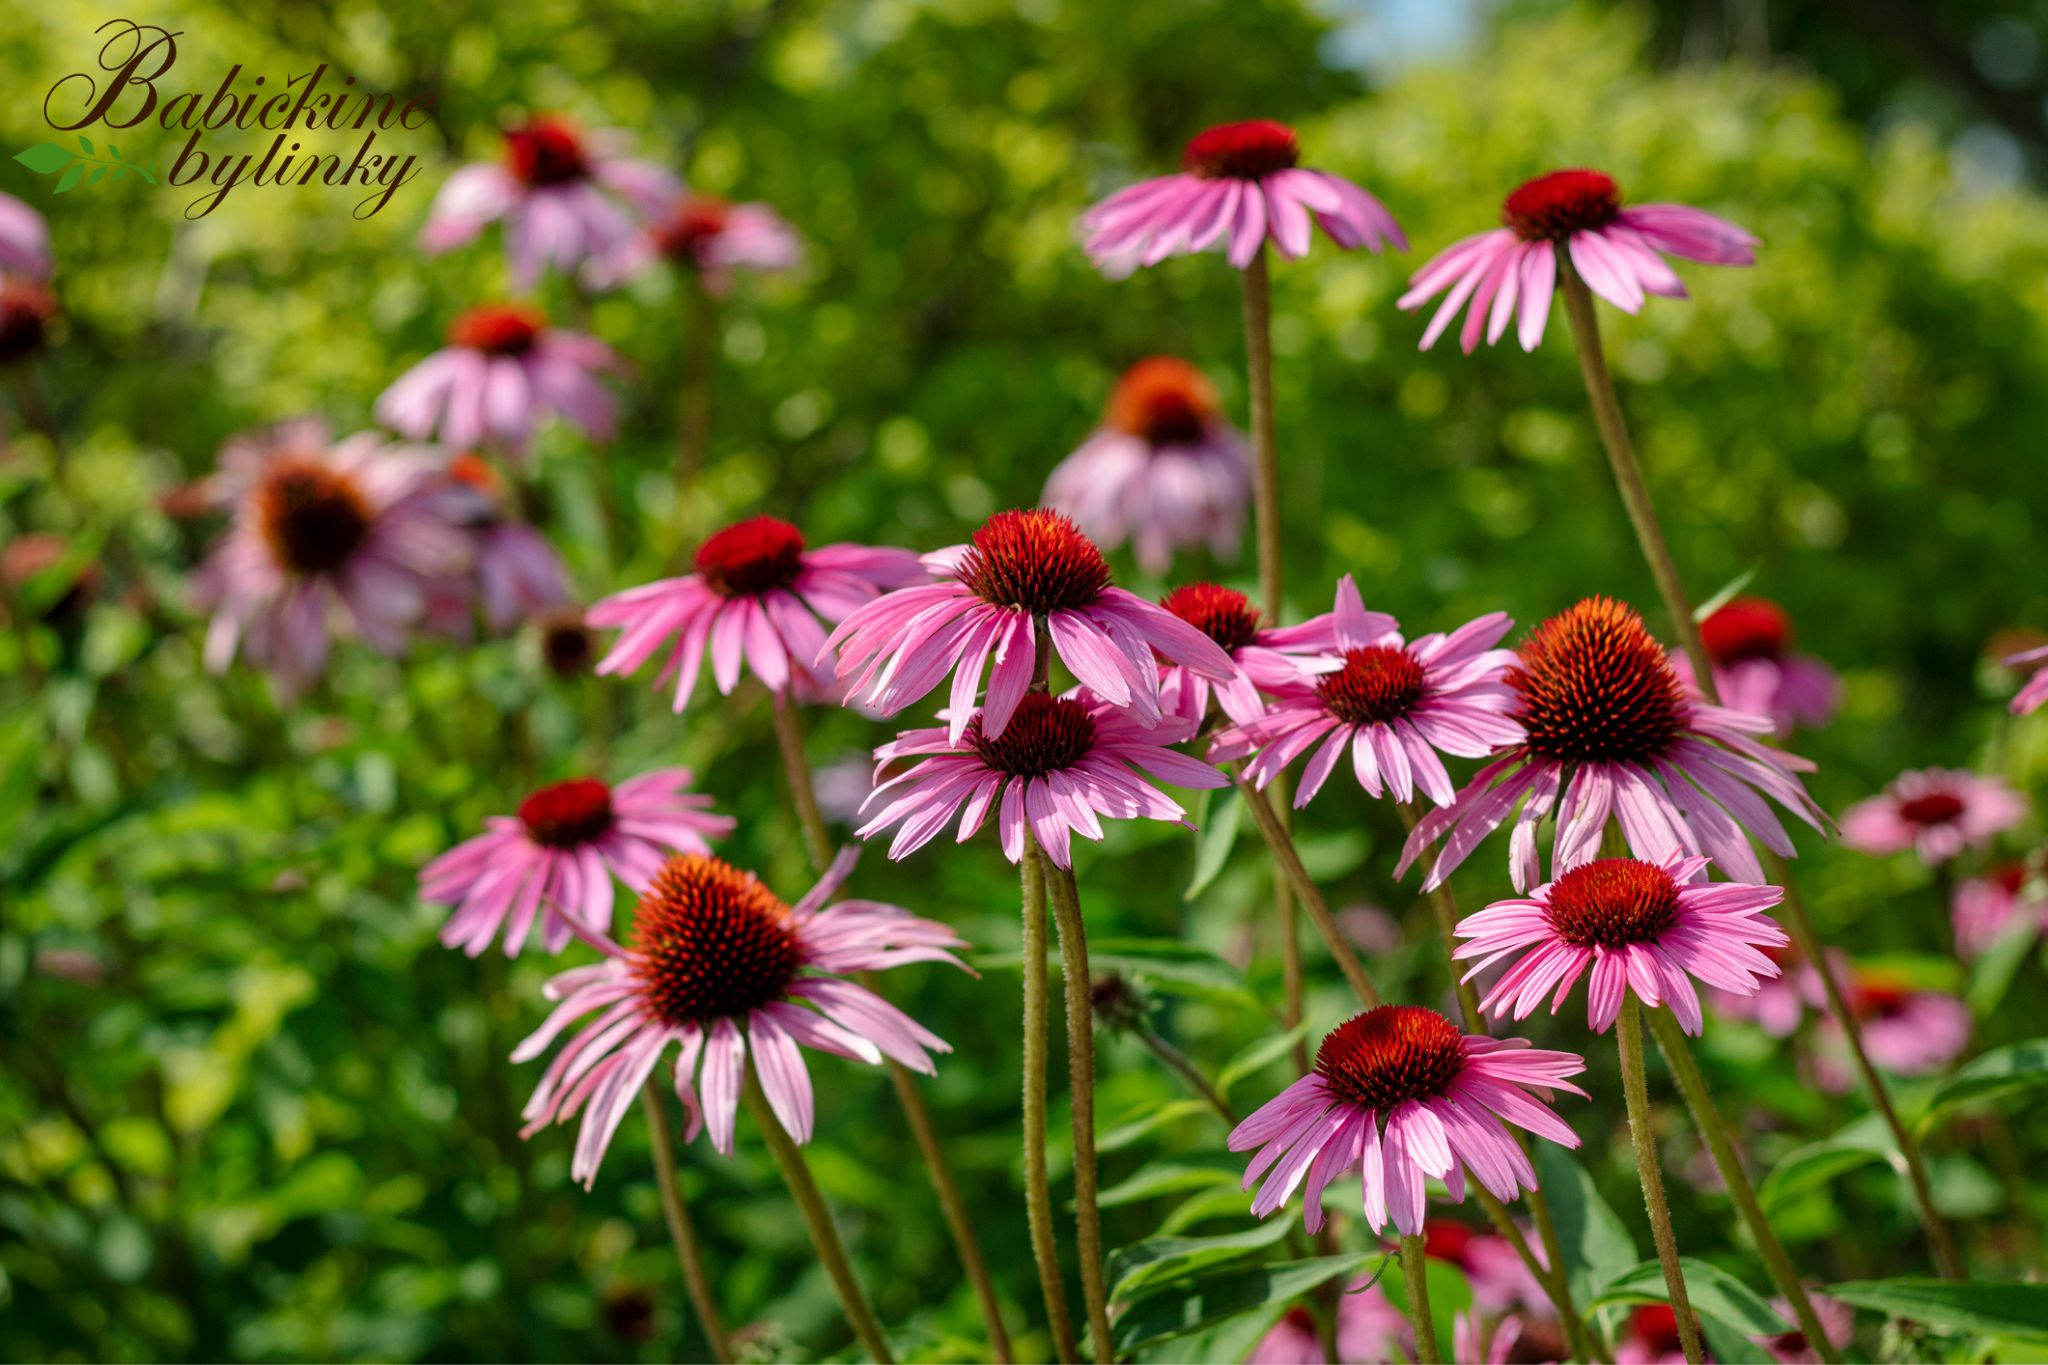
<box><xmin>1503</xmin><ymin>168</ymin><xmax>1622</xmax><ymax>242</ymax></box>
<box><xmin>653</xmin><ymin>196</ymin><xmax>733</xmax><ymax>260</ymax></box>
<box><xmin>257</xmin><ymin>459</ymin><xmax>373</xmax><ymax>576</ymax></box>
<box><xmin>1183</xmin><ymin>120</ymin><xmax>1300</xmax><ymax>180</ymax></box>
<box><xmin>518</xmin><ymin>778</ymin><xmax>615</xmax><ymax>847</ymax></box>
<box><xmin>629</xmin><ymin>854</ymin><xmax>803</xmax><ymax>1026</ymax></box>
<box><xmin>1701</xmin><ymin>596</ymin><xmax>1791</xmax><ymax>664</ymax></box>
<box><xmin>1897</xmin><ymin>790</ymin><xmax>1966</xmax><ymax>827</ymax></box>
<box><xmin>1314</xmin><ymin>1005</ymin><xmax>1467</xmax><ymax>1112</ymax></box>
<box><xmin>505</xmin><ymin>116</ymin><xmax>588</xmax><ymax>185</ymax></box>
<box><xmin>1510</xmin><ymin>596</ymin><xmax>1686</xmax><ymax>764</ymax></box>
<box><xmin>1317</xmin><ymin>644</ymin><xmax>1427</xmax><ymax>726</ymax></box>
<box><xmin>966</xmin><ymin>692</ymin><xmax>1096</xmax><ymax>776</ymax></box>
<box><xmin>449</xmin><ymin>303</ymin><xmax>546</xmax><ymax>355</ymax></box>
<box><xmin>1160</xmin><ymin>582</ymin><xmax>1260</xmax><ymax>654</ymax></box>
<box><xmin>958</xmin><ymin>509</ymin><xmax>1111</xmax><ymax>613</ymax></box>
<box><xmin>694</xmin><ymin>516</ymin><xmax>807</xmax><ymax>597</ymax></box>
<box><xmin>1544</xmin><ymin>858</ymin><xmax>1681</xmax><ymax>949</ymax></box>
<box><xmin>1108</xmin><ymin>357</ymin><xmax>1218</xmax><ymax>445</ymax></box>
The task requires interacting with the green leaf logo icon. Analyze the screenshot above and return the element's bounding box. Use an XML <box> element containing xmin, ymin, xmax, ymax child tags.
<box><xmin>12</xmin><ymin>138</ymin><xmax>157</xmax><ymax>191</ymax></box>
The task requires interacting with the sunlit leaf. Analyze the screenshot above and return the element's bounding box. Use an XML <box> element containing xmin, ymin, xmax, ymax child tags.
<box><xmin>1827</xmin><ymin>1279</ymin><xmax>2048</xmax><ymax>1339</ymax></box>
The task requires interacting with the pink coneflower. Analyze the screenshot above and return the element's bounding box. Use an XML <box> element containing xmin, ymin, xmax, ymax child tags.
<box><xmin>0</xmin><ymin>275</ymin><xmax>57</xmax><ymax>363</ymax></box>
<box><xmin>375</xmin><ymin>304</ymin><xmax>622</xmax><ymax>459</ymax></box>
<box><xmin>444</xmin><ymin>452</ymin><xmax>572</xmax><ymax>632</ymax></box>
<box><xmin>1398</xmin><ymin>596</ymin><xmax>1829</xmax><ymax>892</ymax></box>
<box><xmin>195</xmin><ymin>420</ymin><xmax>473</xmax><ymax>696</ymax></box>
<box><xmin>1248</xmin><ymin>1288</ymin><xmax>1416</xmax><ymax>1365</ymax></box>
<box><xmin>1229</xmin><ymin>1004</ymin><xmax>1585</xmax><ymax>1237</ymax></box>
<box><xmin>859</xmin><ymin>689</ymin><xmax>1227</xmax><ymax>867</ymax></box>
<box><xmin>1081</xmin><ymin>120</ymin><xmax>1405</xmax><ymax>273</ymax></box>
<box><xmin>822</xmin><ymin>509</ymin><xmax>1237</xmax><ymax>742</ymax></box>
<box><xmin>1398</xmin><ymin>168</ymin><xmax>1757</xmax><ymax>353</ymax></box>
<box><xmin>1455</xmin><ymin>1312</ymin><xmax>1561</xmax><ymax>1365</ymax></box>
<box><xmin>2007</xmin><ymin>644</ymin><xmax>2048</xmax><ymax>716</ymax></box>
<box><xmin>1615</xmin><ymin>1305</ymin><xmax>1688</xmax><ymax>1365</ymax></box>
<box><xmin>1212</xmin><ymin>578</ymin><xmax>1522</xmax><ymax>808</ymax></box>
<box><xmin>1758</xmin><ymin>1292</ymin><xmax>1853</xmax><ymax>1365</ymax></box>
<box><xmin>421</xmin><ymin>770</ymin><xmax>733</xmax><ymax>956</ymax></box>
<box><xmin>1457</xmin><ymin>852</ymin><xmax>1789</xmax><ymax>1035</ymax></box>
<box><xmin>1815</xmin><ymin>971</ymin><xmax>1970</xmax><ymax>1093</ymax></box>
<box><xmin>1673</xmin><ymin>596</ymin><xmax>1841</xmax><ymax>739</ymax></box>
<box><xmin>1839</xmin><ymin>768</ymin><xmax>2026</xmax><ymax>865</ymax></box>
<box><xmin>420</xmin><ymin>115</ymin><xmax>679</xmax><ymax>288</ymax></box>
<box><xmin>1953</xmin><ymin>861</ymin><xmax>2044</xmax><ymax>956</ymax></box>
<box><xmin>593</xmin><ymin>193</ymin><xmax>804</xmax><ymax>294</ymax></box>
<box><xmin>590</xmin><ymin>516</ymin><xmax>924</xmax><ymax>707</ymax></box>
<box><xmin>514</xmin><ymin>850</ymin><xmax>964</xmax><ymax>1181</ymax></box>
<box><xmin>1422</xmin><ymin>1220</ymin><xmax>1545</xmax><ymax>1314</ymax></box>
<box><xmin>1042</xmin><ymin>357</ymin><xmax>1253</xmax><ymax>575</ymax></box>
<box><xmin>1152</xmin><ymin>581</ymin><xmax>1339</xmax><ymax>727</ymax></box>
<box><xmin>0</xmin><ymin>192</ymin><xmax>51</xmax><ymax>279</ymax></box>
<box><xmin>1704</xmin><ymin>943</ymin><xmax>1806</xmax><ymax>1037</ymax></box>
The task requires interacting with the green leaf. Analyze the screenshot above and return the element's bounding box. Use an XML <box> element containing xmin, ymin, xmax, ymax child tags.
<box><xmin>1827</xmin><ymin>1279</ymin><xmax>2048</xmax><ymax>1339</ymax></box>
<box><xmin>1382</xmin><ymin>1247</ymin><xmax>1473</xmax><ymax>1356</ymax></box>
<box><xmin>1532</xmin><ymin>1144</ymin><xmax>1639</xmax><ymax>1304</ymax></box>
<box><xmin>1107</xmin><ymin>1220</ymin><xmax>1294</xmax><ymax>1303</ymax></box>
<box><xmin>1216</xmin><ymin>1023</ymin><xmax>1308</xmax><ymax>1096</ymax></box>
<box><xmin>1589</xmin><ymin>1258</ymin><xmax>1791</xmax><ymax>1337</ymax></box>
<box><xmin>1112</xmin><ymin>1254</ymin><xmax>1369</xmax><ymax>1356</ymax></box>
<box><xmin>108</xmin><ymin>143</ymin><xmax>123</xmax><ymax>160</ymax></box>
<box><xmin>1920</xmin><ymin>1039</ymin><xmax>2048</xmax><ymax>1128</ymax></box>
<box><xmin>1097</xmin><ymin>1153</ymin><xmax>1243</xmax><ymax>1208</ymax></box>
<box><xmin>1159</xmin><ymin>1185</ymin><xmax>1265</xmax><ymax>1235</ymax></box>
<box><xmin>1186</xmin><ymin>787</ymin><xmax>1241</xmax><ymax>900</ymax></box>
<box><xmin>88</xmin><ymin>166</ymin><xmax>106</xmax><ymax>185</ymax></box>
<box><xmin>53</xmin><ymin>165</ymin><xmax>83</xmax><ymax>194</ymax></box>
<box><xmin>77</xmin><ymin>134</ymin><xmax>94</xmax><ymax>155</ymax></box>
<box><xmin>1694</xmin><ymin>565</ymin><xmax>1760</xmax><ymax>621</ymax></box>
<box><xmin>1758</xmin><ymin>1121</ymin><xmax>1898</xmax><ymax>1213</ymax></box>
<box><xmin>13</xmin><ymin>142</ymin><xmax>73</xmax><ymax>174</ymax></box>
<box><xmin>1087</xmin><ymin>937</ymin><xmax>1256</xmax><ymax>1005</ymax></box>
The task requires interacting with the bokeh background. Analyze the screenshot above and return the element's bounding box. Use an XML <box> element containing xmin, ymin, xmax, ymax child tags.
<box><xmin>4</xmin><ymin>0</ymin><xmax>2048</xmax><ymax>1360</ymax></box>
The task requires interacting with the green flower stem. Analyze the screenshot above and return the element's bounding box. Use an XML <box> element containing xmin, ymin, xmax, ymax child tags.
<box><xmin>1399</xmin><ymin>1233</ymin><xmax>1443</xmax><ymax>1364</ymax></box>
<box><xmin>741</xmin><ymin>1067</ymin><xmax>894</xmax><ymax>1363</ymax></box>
<box><xmin>1133</xmin><ymin>1018</ymin><xmax>1237</xmax><ymax>1125</ymax></box>
<box><xmin>1020</xmin><ymin>841</ymin><xmax>1079</xmax><ymax>1364</ymax></box>
<box><xmin>1043</xmin><ymin>859</ymin><xmax>1115</xmax><ymax>1364</ymax></box>
<box><xmin>1233</xmin><ymin>775</ymin><xmax>1382</xmax><ymax>1008</ymax></box>
<box><xmin>1617</xmin><ymin>998</ymin><xmax>1704</xmax><ymax>1365</ymax></box>
<box><xmin>768</xmin><ymin>691</ymin><xmax>1015</xmax><ymax>1362</ymax></box>
<box><xmin>640</xmin><ymin>1084</ymin><xmax>733</xmax><ymax>1364</ymax></box>
<box><xmin>1643</xmin><ymin>1007</ymin><xmax>1841</xmax><ymax>1364</ymax></box>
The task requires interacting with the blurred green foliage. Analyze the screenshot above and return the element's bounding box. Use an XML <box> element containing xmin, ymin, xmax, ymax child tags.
<box><xmin>3</xmin><ymin>0</ymin><xmax>2047</xmax><ymax>1360</ymax></box>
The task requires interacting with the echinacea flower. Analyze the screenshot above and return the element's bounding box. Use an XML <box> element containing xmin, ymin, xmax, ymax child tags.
<box><xmin>2006</xmin><ymin>643</ymin><xmax>2048</xmax><ymax>716</ymax></box>
<box><xmin>1152</xmin><ymin>581</ymin><xmax>1339</xmax><ymax>728</ymax></box>
<box><xmin>444</xmin><ymin>452</ymin><xmax>572</xmax><ymax>632</ymax></box>
<box><xmin>590</xmin><ymin>516</ymin><xmax>925</xmax><ymax>707</ymax></box>
<box><xmin>1757</xmin><ymin>1292</ymin><xmax>1853</xmax><ymax>1365</ymax></box>
<box><xmin>1422</xmin><ymin>1219</ymin><xmax>1546</xmax><ymax>1314</ymax></box>
<box><xmin>1398</xmin><ymin>596</ymin><xmax>1830</xmax><ymax>892</ymax></box>
<box><xmin>1229</xmin><ymin>1003</ymin><xmax>1585</xmax><ymax>1236</ymax></box>
<box><xmin>195</xmin><ymin>420</ymin><xmax>473</xmax><ymax>696</ymax></box>
<box><xmin>1839</xmin><ymin>767</ymin><xmax>2026</xmax><ymax>866</ymax></box>
<box><xmin>1814</xmin><ymin>970</ymin><xmax>1970</xmax><ymax>1094</ymax></box>
<box><xmin>1249</xmin><ymin>1289</ymin><xmax>1415</xmax><ymax>1365</ymax></box>
<box><xmin>1672</xmin><ymin>596</ymin><xmax>1841</xmax><ymax>739</ymax></box>
<box><xmin>0</xmin><ymin>191</ymin><xmax>52</xmax><ymax>278</ymax></box>
<box><xmin>1455</xmin><ymin>1312</ymin><xmax>1562</xmax><ymax>1365</ymax></box>
<box><xmin>859</xmin><ymin>688</ymin><xmax>1227</xmax><ymax>867</ymax></box>
<box><xmin>376</xmin><ymin>304</ymin><xmax>622</xmax><ymax>459</ymax></box>
<box><xmin>1455</xmin><ymin>852</ymin><xmax>1788</xmax><ymax>1034</ymax></box>
<box><xmin>1615</xmin><ymin>1305</ymin><xmax>1688</xmax><ymax>1365</ymax></box>
<box><xmin>420</xmin><ymin>115</ymin><xmax>679</xmax><ymax>287</ymax></box>
<box><xmin>1081</xmin><ymin>119</ymin><xmax>1405</xmax><ymax>273</ymax></box>
<box><xmin>421</xmin><ymin>769</ymin><xmax>733</xmax><ymax>956</ymax></box>
<box><xmin>1042</xmin><ymin>357</ymin><xmax>1253</xmax><ymax>575</ymax></box>
<box><xmin>1398</xmin><ymin>168</ymin><xmax>1757</xmax><ymax>353</ymax></box>
<box><xmin>822</xmin><ymin>509</ymin><xmax>1236</xmax><ymax>742</ymax></box>
<box><xmin>592</xmin><ymin>193</ymin><xmax>803</xmax><ymax>294</ymax></box>
<box><xmin>1211</xmin><ymin>577</ymin><xmax>1522</xmax><ymax>808</ymax></box>
<box><xmin>514</xmin><ymin>850</ymin><xmax>964</xmax><ymax>1182</ymax></box>
<box><xmin>1952</xmin><ymin>861</ymin><xmax>2044</xmax><ymax>956</ymax></box>
<box><xmin>0</xmin><ymin>276</ymin><xmax>57</xmax><ymax>364</ymax></box>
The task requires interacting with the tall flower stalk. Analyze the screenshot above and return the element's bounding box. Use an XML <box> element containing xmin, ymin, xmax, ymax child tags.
<box><xmin>768</xmin><ymin>693</ymin><xmax>1016</xmax><ymax>1362</ymax></box>
<box><xmin>1042</xmin><ymin>857</ymin><xmax>1114</xmax><ymax>1363</ymax></box>
<box><xmin>640</xmin><ymin>1084</ymin><xmax>733</xmax><ymax>1364</ymax></box>
<box><xmin>1554</xmin><ymin>259</ymin><xmax>1965</xmax><ymax>1279</ymax></box>
<box><xmin>1020</xmin><ymin>840</ymin><xmax>1080</xmax><ymax>1364</ymax></box>
<box><xmin>1399</xmin><ymin>1233</ymin><xmax>1442</xmax><ymax>1364</ymax></box>
<box><xmin>1616</xmin><ymin>998</ymin><xmax>1704</xmax><ymax>1365</ymax></box>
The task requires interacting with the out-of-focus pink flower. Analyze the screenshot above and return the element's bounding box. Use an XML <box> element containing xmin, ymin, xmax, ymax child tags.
<box><xmin>1042</xmin><ymin>358</ymin><xmax>1252</xmax><ymax>575</ymax></box>
<box><xmin>515</xmin><ymin>850</ymin><xmax>965</xmax><ymax>1181</ymax></box>
<box><xmin>1953</xmin><ymin>861</ymin><xmax>2045</xmax><ymax>956</ymax></box>
<box><xmin>860</xmin><ymin>688</ymin><xmax>1226</xmax><ymax>867</ymax></box>
<box><xmin>442</xmin><ymin>453</ymin><xmax>572</xmax><ymax>633</ymax></box>
<box><xmin>1758</xmin><ymin>1292</ymin><xmax>1854</xmax><ymax>1365</ymax></box>
<box><xmin>1231</xmin><ymin>1004</ymin><xmax>1585</xmax><ymax>1237</ymax></box>
<box><xmin>1814</xmin><ymin>970</ymin><xmax>1971</xmax><ymax>1094</ymax></box>
<box><xmin>1704</xmin><ymin>943</ymin><xmax>1806</xmax><ymax>1037</ymax></box>
<box><xmin>1081</xmin><ymin>119</ymin><xmax>1404</xmax><ymax>273</ymax></box>
<box><xmin>1212</xmin><ymin>578</ymin><xmax>1522</xmax><ymax>808</ymax></box>
<box><xmin>1670</xmin><ymin>597</ymin><xmax>1841</xmax><ymax>739</ymax></box>
<box><xmin>1247</xmin><ymin>1306</ymin><xmax>1323</xmax><ymax>1365</ymax></box>
<box><xmin>420</xmin><ymin>115</ymin><xmax>679</xmax><ymax>287</ymax></box>
<box><xmin>0</xmin><ymin>191</ymin><xmax>52</xmax><ymax>278</ymax></box>
<box><xmin>593</xmin><ymin>193</ymin><xmax>803</xmax><ymax>294</ymax></box>
<box><xmin>1455</xmin><ymin>1310</ymin><xmax>1562</xmax><ymax>1364</ymax></box>
<box><xmin>1399</xmin><ymin>168</ymin><xmax>1756</xmax><ymax>353</ymax></box>
<box><xmin>1246</xmin><ymin>1283</ymin><xmax>1419</xmax><ymax>1365</ymax></box>
<box><xmin>1839</xmin><ymin>768</ymin><xmax>2026</xmax><ymax>866</ymax></box>
<box><xmin>591</xmin><ymin>516</ymin><xmax>925</xmax><ymax>707</ymax></box>
<box><xmin>0</xmin><ymin>275</ymin><xmax>57</xmax><ymax>363</ymax></box>
<box><xmin>421</xmin><ymin>770</ymin><xmax>732</xmax><ymax>956</ymax></box>
<box><xmin>194</xmin><ymin>420</ymin><xmax>474</xmax><ymax>697</ymax></box>
<box><xmin>1422</xmin><ymin>1219</ymin><xmax>1546</xmax><ymax>1314</ymax></box>
<box><xmin>376</xmin><ymin>304</ymin><xmax>622</xmax><ymax>460</ymax></box>
<box><xmin>1615</xmin><ymin>1304</ymin><xmax>1689</xmax><ymax>1365</ymax></box>
<box><xmin>2005</xmin><ymin>643</ymin><xmax>2048</xmax><ymax>716</ymax></box>
<box><xmin>1151</xmin><ymin>581</ymin><xmax>1337</xmax><ymax>728</ymax></box>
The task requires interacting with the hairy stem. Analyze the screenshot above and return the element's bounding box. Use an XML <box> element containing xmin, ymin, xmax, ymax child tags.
<box><xmin>641</xmin><ymin>1085</ymin><xmax>733</xmax><ymax>1364</ymax></box>
<box><xmin>1044</xmin><ymin>859</ymin><xmax>1114</xmax><ymax>1364</ymax></box>
<box><xmin>1399</xmin><ymin>1233</ymin><xmax>1442</xmax><ymax>1364</ymax></box>
<box><xmin>1233</xmin><ymin>776</ymin><xmax>1381</xmax><ymax>1007</ymax></box>
<box><xmin>1617</xmin><ymin>998</ymin><xmax>1704</xmax><ymax>1365</ymax></box>
<box><xmin>1020</xmin><ymin>843</ymin><xmax>1078</xmax><ymax>1364</ymax></box>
